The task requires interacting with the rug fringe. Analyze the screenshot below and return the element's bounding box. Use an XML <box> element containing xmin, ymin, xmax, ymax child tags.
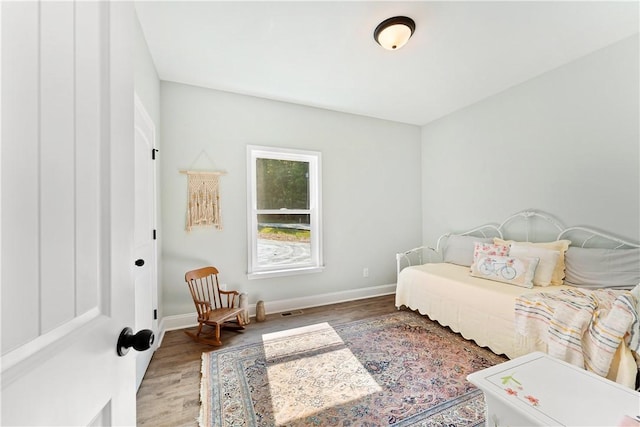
<box><xmin>198</xmin><ymin>351</ymin><xmax>208</xmax><ymax>427</ymax></box>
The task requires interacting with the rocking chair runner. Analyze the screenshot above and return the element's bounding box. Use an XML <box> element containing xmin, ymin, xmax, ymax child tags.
<box><xmin>184</xmin><ymin>266</ymin><xmax>245</xmax><ymax>346</ymax></box>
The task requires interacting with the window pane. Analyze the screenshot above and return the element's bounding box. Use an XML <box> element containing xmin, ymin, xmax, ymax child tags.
<box><xmin>256</xmin><ymin>158</ymin><xmax>309</xmax><ymax>210</ymax></box>
<box><xmin>257</xmin><ymin>214</ymin><xmax>311</xmax><ymax>267</ymax></box>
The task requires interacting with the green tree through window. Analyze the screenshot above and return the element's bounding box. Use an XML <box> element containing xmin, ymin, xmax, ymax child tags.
<box><xmin>247</xmin><ymin>146</ymin><xmax>323</xmax><ymax>278</ymax></box>
<box><xmin>256</xmin><ymin>159</ymin><xmax>309</xmax><ymax>210</ymax></box>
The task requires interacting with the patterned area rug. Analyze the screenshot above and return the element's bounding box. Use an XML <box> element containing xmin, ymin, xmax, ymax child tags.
<box><xmin>200</xmin><ymin>311</ymin><xmax>506</xmax><ymax>426</ymax></box>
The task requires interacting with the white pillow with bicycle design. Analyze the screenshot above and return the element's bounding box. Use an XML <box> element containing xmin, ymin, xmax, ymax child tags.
<box><xmin>470</xmin><ymin>242</ymin><xmax>540</xmax><ymax>288</ymax></box>
<box><xmin>471</xmin><ymin>254</ymin><xmax>540</xmax><ymax>288</ymax></box>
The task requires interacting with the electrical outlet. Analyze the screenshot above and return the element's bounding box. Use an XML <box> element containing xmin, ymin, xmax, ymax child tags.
<box><xmin>363</xmin><ymin>268</ymin><xmax>369</xmax><ymax>278</ymax></box>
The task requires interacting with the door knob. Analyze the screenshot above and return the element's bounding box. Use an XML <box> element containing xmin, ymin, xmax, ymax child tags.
<box><xmin>117</xmin><ymin>327</ymin><xmax>154</xmax><ymax>356</ymax></box>
<box><xmin>135</xmin><ymin>259</ymin><xmax>145</xmax><ymax>267</ymax></box>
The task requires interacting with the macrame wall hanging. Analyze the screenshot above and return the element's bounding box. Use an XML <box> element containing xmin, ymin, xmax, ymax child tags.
<box><xmin>180</xmin><ymin>169</ymin><xmax>226</xmax><ymax>232</ymax></box>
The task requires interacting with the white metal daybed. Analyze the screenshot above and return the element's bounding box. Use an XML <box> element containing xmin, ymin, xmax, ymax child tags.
<box><xmin>395</xmin><ymin>210</ymin><xmax>640</xmax><ymax>388</ymax></box>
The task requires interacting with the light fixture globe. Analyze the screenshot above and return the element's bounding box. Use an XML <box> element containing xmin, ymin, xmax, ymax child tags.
<box><xmin>374</xmin><ymin>16</ymin><xmax>416</xmax><ymax>50</ymax></box>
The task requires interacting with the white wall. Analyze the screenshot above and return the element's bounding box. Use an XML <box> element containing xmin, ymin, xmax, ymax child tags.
<box><xmin>160</xmin><ymin>82</ymin><xmax>422</xmax><ymax>316</ymax></box>
<box><xmin>421</xmin><ymin>35</ymin><xmax>639</xmax><ymax>245</ymax></box>
<box><xmin>134</xmin><ymin>12</ymin><xmax>160</xmax><ymax>127</ymax></box>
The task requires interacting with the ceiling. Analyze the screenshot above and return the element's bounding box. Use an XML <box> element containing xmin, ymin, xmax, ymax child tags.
<box><xmin>135</xmin><ymin>1</ymin><xmax>639</xmax><ymax>126</ymax></box>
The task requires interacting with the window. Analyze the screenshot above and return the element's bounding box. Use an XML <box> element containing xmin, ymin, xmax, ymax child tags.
<box><xmin>247</xmin><ymin>146</ymin><xmax>323</xmax><ymax>279</ymax></box>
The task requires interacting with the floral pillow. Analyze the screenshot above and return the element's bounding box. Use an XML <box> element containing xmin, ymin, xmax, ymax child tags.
<box><xmin>470</xmin><ymin>255</ymin><xmax>540</xmax><ymax>288</ymax></box>
<box><xmin>472</xmin><ymin>242</ymin><xmax>510</xmax><ymax>264</ymax></box>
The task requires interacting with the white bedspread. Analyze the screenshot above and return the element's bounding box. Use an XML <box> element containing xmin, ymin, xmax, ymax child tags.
<box><xmin>395</xmin><ymin>263</ymin><xmax>572</xmax><ymax>358</ymax></box>
<box><xmin>395</xmin><ymin>262</ymin><xmax>638</xmax><ymax>387</ymax></box>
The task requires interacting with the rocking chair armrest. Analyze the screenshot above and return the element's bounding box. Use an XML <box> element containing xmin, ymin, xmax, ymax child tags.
<box><xmin>219</xmin><ymin>289</ymin><xmax>241</xmax><ymax>308</ymax></box>
<box><xmin>194</xmin><ymin>300</ymin><xmax>212</xmax><ymax>316</ymax></box>
<box><xmin>194</xmin><ymin>299</ymin><xmax>211</xmax><ymax>308</ymax></box>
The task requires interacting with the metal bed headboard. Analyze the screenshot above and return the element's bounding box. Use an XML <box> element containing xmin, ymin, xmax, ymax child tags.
<box><xmin>558</xmin><ymin>227</ymin><xmax>640</xmax><ymax>249</ymax></box>
<box><xmin>396</xmin><ymin>209</ymin><xmax>640</xmax><ymax>277</ymax></box>
<box><xmin>497</xmin><ymin>210</ymin><xmax>564</xmax><ymax>242</ymax></box>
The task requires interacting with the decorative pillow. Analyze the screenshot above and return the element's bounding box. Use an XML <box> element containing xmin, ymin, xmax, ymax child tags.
<box><xmin>470</xmin><ymin>255</ymin><xmax>540</xmax><ymax>288</ymax></box>
<box><xmin>508</xmin><ymin>245</ymin><xmax>560</xmax><ymax>287</ymax></box>
<box><xmin>494</xmin><ymin>238</ymin><xmax>571</xmax><ymax>285</ymax></box>
<box><xmin>442</xmin><ymin>235</ymin><xmax>493</xmax><ymax>267</ymax></box>
<box><xmin>564</xmin><ymin>247</ymin><xmax>640</xmax><ymax>289</ymax></box>
<box><xmin>472</xmin><ymin>242</ymin><xmax>510</xmax><ymax>264</ymax></box>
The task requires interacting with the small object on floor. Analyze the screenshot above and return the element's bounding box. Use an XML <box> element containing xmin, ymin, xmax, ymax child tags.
<box><xmin>256</xmin><ymin>300</ymin><xmax>266</xmax><ymax>322</ymax></box>
<box><xmin>239</xmin><ymin>293</ymin><xmax>250</xmax><ymax>324</ymax></box>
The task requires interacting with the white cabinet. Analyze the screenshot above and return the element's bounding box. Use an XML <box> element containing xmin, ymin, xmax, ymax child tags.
<box><xmin>467</xmin><ymin>352</ymin><xmax>640</xmax><ymax>426</ymax></box>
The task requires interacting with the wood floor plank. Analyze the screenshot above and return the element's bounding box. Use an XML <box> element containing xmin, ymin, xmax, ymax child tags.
<box><xmin>136</xmin><ymin>295</ymin><xmax>398</xmax><ymax>426</ymax></box>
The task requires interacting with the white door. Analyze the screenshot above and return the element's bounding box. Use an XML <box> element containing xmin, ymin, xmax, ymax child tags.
<box><xmin>134</xmin><ymin>95</ymin><xmax>158</xmax><ymax>390</ymax></box>
<box><xmin>1</xmin><ymin>2</ymin><xmax>138</xmax><ymax>425</ymax></box>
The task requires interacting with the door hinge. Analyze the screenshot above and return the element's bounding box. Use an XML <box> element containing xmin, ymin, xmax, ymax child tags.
<box><xmin>153</xmin><ymin>229</ymin><xmax>157</xmax><ymax>240</ymax></box>
<box><xmin>153</xmin><ymin>309</ymin><xmax>158</xmax><ymax>320</ymax></box>
<box><xmin>152</xmin><ymin>148</ymin><xmax>158</xmax><ymax>160</ymax></box>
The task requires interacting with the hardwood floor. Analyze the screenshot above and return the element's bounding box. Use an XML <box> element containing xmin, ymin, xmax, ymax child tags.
<box><xmin>136</xmin><ymin>294</ymin><xmax>399</xmax><ymax>426</ymax></box>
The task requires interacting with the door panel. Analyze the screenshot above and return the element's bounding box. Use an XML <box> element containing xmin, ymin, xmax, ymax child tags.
<box><xmin>1</xmin><ymin>1</ymin><xmax>137</xmax><ymax>425</ymax></box>
<box><xmin>75</xmin><ymin>0</ymin><xmax>103</xmax><ymax>316</ymax></box>
<box><xmin>1</xmin><ymin>0</ymin><xmax>40</xmax><ymax>354</ymax></box>
<box><xmin>40</xmin><ymin>0</ymin><xmax>77</xmax><ymax>332</ymax></box>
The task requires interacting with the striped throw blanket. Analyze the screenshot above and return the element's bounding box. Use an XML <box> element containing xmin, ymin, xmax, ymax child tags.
<box><xmin>515</xmin><ymin>286</ymin><xmax>639</xmax><ymax>378</ymax></box>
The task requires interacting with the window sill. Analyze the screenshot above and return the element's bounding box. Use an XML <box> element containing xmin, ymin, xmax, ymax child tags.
<box><xmin>247</xmin><ymin>266</ymin><xmax>325</xmax><ymax>280</ymax></box>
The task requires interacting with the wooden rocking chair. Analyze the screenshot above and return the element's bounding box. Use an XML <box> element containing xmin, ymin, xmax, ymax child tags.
<box><xmin>184</xmin><ymin>266</ymin><xmax>245</xmax><ymax>346</ymax></box>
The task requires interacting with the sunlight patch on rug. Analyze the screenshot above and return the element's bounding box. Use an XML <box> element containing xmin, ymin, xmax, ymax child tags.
<box><xmin>262</xmin><ymin>323</ymin><xmax>382</xmax><ymax>425</ymax></box>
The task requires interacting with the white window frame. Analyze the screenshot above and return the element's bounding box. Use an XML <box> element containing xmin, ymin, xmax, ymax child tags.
<box><xmin>247</xmin><ymin>145</ymin><xmax>324</xmax><ymax>279</ymax></box>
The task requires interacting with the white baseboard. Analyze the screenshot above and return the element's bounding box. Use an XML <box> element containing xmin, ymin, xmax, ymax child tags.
<box><xmin>261</xmin><ymin>283</ymin><xmax>397</xmax><ymax>315</ymax></box>
<box><xmin>158</xmin><ymin>283</ymin><xmax>397</xmax><ymax>338</ymax></box>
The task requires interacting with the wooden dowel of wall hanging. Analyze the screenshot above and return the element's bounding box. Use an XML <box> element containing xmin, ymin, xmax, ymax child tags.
<box><xmin>179</xmin><ymin>170</ymin><xmax>227</xmax><ymax>176</ymax></box>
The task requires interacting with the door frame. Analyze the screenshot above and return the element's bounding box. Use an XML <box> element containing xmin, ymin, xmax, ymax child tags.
<box><xmin>133</xmin><ymin>93</ymin><xmax>159</xmax><ymax>389</ymax></box>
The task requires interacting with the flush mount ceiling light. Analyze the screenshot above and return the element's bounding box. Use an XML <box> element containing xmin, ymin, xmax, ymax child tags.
<box><xmin>374</xmin><ymin>16</ymin><xmax>416</xmax><ymax>50</ymax></box>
